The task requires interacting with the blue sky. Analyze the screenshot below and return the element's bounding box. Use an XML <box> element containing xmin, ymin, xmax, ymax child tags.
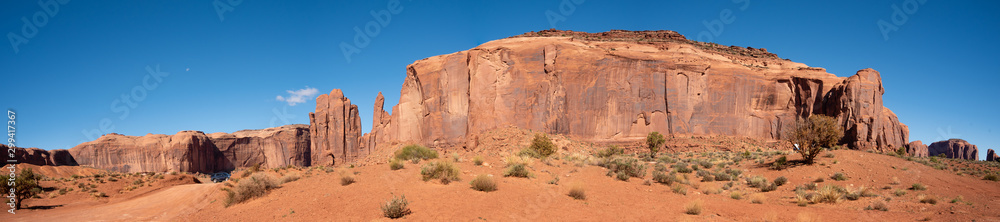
<box><xmin>2</xmin><ymin>1</ymin><xmax>997</xmax><ymax>159</ymax></box>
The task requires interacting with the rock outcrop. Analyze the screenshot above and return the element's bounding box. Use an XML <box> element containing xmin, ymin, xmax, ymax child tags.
<box><xmin>207</xmin><ymin>124</ymin><xmax>311</xmax><ymax>170</ymax></box>
<box><xmin>906</xmin><ymin>141</ymin><xmax>929</xmax><ymax>157</ymax></box>
<box><xmin>353</xmin><ymin>30</ymin><xmax>910</xmax><ymax>153</ymax></box>
<box><xmin>309</xmin><ymin>89</ymin><xmax>365</xmax><ymax>166</ymax></box>
<box><xmin>928</xmin><ymin>139</ymin><xmax>979</xmax><ymax>160</ymax></box>
<box><xmin>0</xmin><ymin>145</ymin><xmax>77</xmax><ymax>166</ymax></box>
<box><xmin>69</xmin><ymin>131</ymin><xmax>221</xmax><ymax>173</ymax></box>
<box><xmin>988</xmin><ymin>149</ymin><xmax>998</xmax><ymax>162</ymax></box>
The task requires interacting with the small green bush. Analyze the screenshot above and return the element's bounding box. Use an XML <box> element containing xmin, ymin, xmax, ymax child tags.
<box><xmin>503</xmin><ymin>163</ymin><xmax>534</xmax><ymax>178</ymax></box>
<box><xmin>599</xmin><ymin>156</ymin><xmax>646</xmax><ymax>181</ymax></box>
<box><xmin>381</xmin><ymin>194</ymin><xmax>411</xmax><ymax>219</ymax></box>
<box><xmin>984</xmin><ymin>174</ymin><xmax>999</xmax><ymax>181</ymax></box>
<box><xmin>773</xmin><ymin>176</ymin><xmax>788</xmax><ymax>186</ymax></box>
<box><xmin>646</xmin><ymin>132</ymin><xmax>666</xmax><ymax>157</ymax></box>
<box><xmin>596</xmin><ymin>145</ymin><xmax>625</xmax><ymax>158</ymax></box>
<box><xmin>893</xmin><ymin>189</ymin><xmax>906</xmax><ymax>196</ymax></box>
<box><xmin>528</xmin><ymin>134</ymin><xmax>557</xmax><ymax>158</ymax></box>
<box><xmin>673</xmin><ymin>163</ymin><xmax>693</xmax><ymax>173</ymax></box>
<box><xmin>652</xmin><ymin>171</ymin><xmax>674</xmax><ymax>185</ymax></box>
<box><xmin>420</xmin><ymin>161</ymin><xmax>461</xmax><ymax>184</ymax></box>
<box><xmin>395</xmin><ymin>144</ymin><xmax>438</xmax><ymax>161</ymax></box>
<box><xmin>470</xmin><ymin>175</ymin><xmax>497</xmax><ymax>192</ymax></box>
<box><xmin>911</xmin><ymin>183</ymin><xmax>927</xmax><ymax>191</ymax></box>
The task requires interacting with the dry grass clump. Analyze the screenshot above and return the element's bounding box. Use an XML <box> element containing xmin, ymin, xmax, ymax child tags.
<box><xmin>893</xmin><ymin>189</ymin><xmax>907</xmax><ymax>196</ymax></box>
<box><xmin>911</xmin><ymin>183</ymin><xmax>927</xmax><ymax>191</ymax></box>
<box><xmin>730</xmin><ymin>191</ymin><xmax>743</xmax><ymax>200</ymax></box>
<box><xmin>671</xmin><ymin>184</ymin><xmax>688</xmax><ymax>195</ymax></box>
<box><xmin>749</xmin><ymin>193</ymin><xmax>766</xmax><ymax>204</ymax></box>
<box><xmin>224</xmin><ymin>172</ymin><xmax>280</xmax><ymax>207</ymax></box>
<box><xmin>340</xmin><ymin>171</ymin><xmax>356</xmax><ymax>186</ymax></box>
<box><xmin>470</xmin><ymin>175</ymin><xmax>497</xmax><ymax>192</ymax></box>
<box><xmin>381</xmin><ymin>194</ymin><xmax>411</xmax><ymax>219</ymax></box>
<box><xmin>568</xmin><ymin>183</ymin><xmax>586</xmax><ymax>200</ymax></box>
<box><xmin>918</xmin><ymin>194</ymin><xmax>937</xmax><ymax>204</ymax></box>
<box><xmin>389</xmin><ymin>158</ymin><xmax>405</xmax><ymax>170</ymax></box>
<box><xmin>815</xmin><ymin>184</ymin><xmax>845</xmax><ymax>204</ymax></box>
<box><xmin>503</xmin><ymin>163</ymin><xmax>534</xmax><ymax>178</ymax></box>
<box><xmin>831</xmin><ymin>172</ymin><xmax>848</xmax><ymax>181</ymax></box>
<box><xmin>684</xmin><ymin>199</ymin><xmax>703</xmax><ymax>215</ymax></box>
<box><xmin>279</xmin><ymin>173</ymin><xmax>300</xmax><ymax>184</ymax></box>
<box><xmin>473</xmin><ymin>156</ymin><xmax>484</xmax><ymax>166</ymax></box>
<box><xmin>420</xmin><ymin>161</ymin><xmax>462</xmax><ymax>184</ymax></box>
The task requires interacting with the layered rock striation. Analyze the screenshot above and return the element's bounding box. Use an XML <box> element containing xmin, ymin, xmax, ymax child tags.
<box><xmin>928</xmin><ymin>139</ymin><xmax>979</xmax><ymax>160</ymax></box>
<box><xmin>207</xmin><ymin>124</ymin><xmax>311</xmax><ymax>170</ymax></box>
<box><xmin>338</xmin><ymin>30</ymin><xmax>910</xmax><ymax>153</ymax></box>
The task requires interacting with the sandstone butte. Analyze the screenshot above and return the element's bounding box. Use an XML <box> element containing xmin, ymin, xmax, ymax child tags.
<box><xmin>988</xmin><ymin>149</ymin><xmax>999</xmax><ymax>162</ymax></box>
<box><xmin>8</xmin><ymin>30</ymin><xmax>990</xmax><ymax>172</ymax></box>
<box><xmin>341</xmin><ymin>29</ymin><xmax>912</xmax><ymax>162</ymax></box>
<box><xmin>928</xmin><ymin>138</ymin><xmax>979</xmax><ymax>160</ymax></box>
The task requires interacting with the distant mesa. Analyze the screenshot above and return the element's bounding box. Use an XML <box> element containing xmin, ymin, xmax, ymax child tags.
<box><xmin>988</xmin><ymin>149</ymin><xmax>999</xmax><ymax>162</ymax></box>
<box><xmin>928</xmin><ymin>139</ymin><xmax>979</xmax><ymax>160</ymax></box>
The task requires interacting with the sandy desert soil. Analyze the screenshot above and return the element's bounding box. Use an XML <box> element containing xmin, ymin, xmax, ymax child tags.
<box><xmin>5</xmin><ymin>132</ymin><xmax>1000</xmax><ymax>221</ymax></box>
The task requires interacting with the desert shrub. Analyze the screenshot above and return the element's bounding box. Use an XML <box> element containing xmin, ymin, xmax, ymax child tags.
<box><xmin>896</xmin><ymin>146</ymin><xmax>907</xmax><ymax>156</ymax></box>
<box><xmin>890</xmin><ymin>176</ymin><xmax>901</xmax><ymax>185</ymax></box>
<box><xmin>984</xmin><ymin>174</ymin><xmax>999</xmax><ymax>181</ymax></box>
<box><xmin>816</xmin><ymin>184</ymin><xmax>845</xmax><ymax>204</ymax></box>
<box><xmin>673</xmin><ymin>163</ymin><xmax>693</xmax><ymax>173</ymax></box>
<box><xmin>280</xmin><ymin>173</ymin><xmax>300</xmax><ymax>184</ymax></box>
<box><xmin>381</xmin><ymin>194</ymin><xmax>411</xmax><ymax>219</ymax></box>
<box><xmin>698</xmin><ymin>160</ymin><xmax>713</xmax><ymax>169</ymax></box>
<box><xmin>773</xmin><ymin>176</ymin><xmax>788</xmax><ymax>186</ymax></box>
<box><xmin>950</xmin><ymin>195</ymin><xmax>964</xmax><ymax>204</ymax></box>
<box><xmin>503</xmin><ymin>163</ymin><xmax>534</xmax><ymax>178</ymax></box>
<box><xmin>671</xmin><ymin>184</ymin><xmax>687</xmax><ymax>195</ymax></box>
<box><xmin>713</xmin><ymin>172</ymin><xmax>733</xmax><ymax>181</ymax></box>
<box><xmin>473</xmin><ymin>156</ymin><xmax>484</xmax><ymax>166</ymax></box>
<box><xmin>747</xmin><ymin>176</ymin><xmax>768</xmax><ymax>188</ymax></box>
<box><xmin>421</xmin><ymin>161</ymin><xmax>462</xmax><ymax>184</ymax></box>
<box><xmin>395</xmin><ymin>144</ymin><xmax>438</xmax><ymax>161</ymax></box>
<box><xmin>599</xmin><ymin>156</ymin><xmax>646</xmax><ymax>181</ymax></box>
<box><xmin>772</xmin><ymin>155</ymin><xmax>788</xmax><ymax>170</ymax></box>
<box><xmin>390</xmin><ymin>158</ymin><xmax>405</xmax><ymax>170</ymax></box>
<box><xmin>730</xmin><ymin>191</ymin><xmax>743</xmax><ymax>200</ymax></box>
<box><xmin>749</xmin><ymin>193</ymin><xmax>766</xmax><ymax>204</ymax></box>
<box><xmin>725</xmin><ymin>169</ymin><xmax>742</xmax><ymax>178</ymax></box>
<box><xmin>470</xmin><ymin>175</ymin><xmax>497</xmax><ymax>192</ymax></box>
<box><xmin>517</xmin><ymin>148</ymin><xmax>541</xmax><ymax>159</ymax></box>
<box><xmin>869</xmin><ymin>200</ymin><xmax>889</xmax><ymax>211</ymax></box>
<box><xmin>918</xmin><ymin>194</ymin><xmax>937</xmax><ymax>204</ymax></box>
<box><xmin>787</xmin><ymin>115</ymin><xmax>843</xmax><ymax>164</ymax></box>
<box><xmin>225</xmin><ymin>173</ymin><xmax>280</xmax><ymax>207</ymax></box>
<box><xmin>657</xmin><ymin>155</ymin><xmax>677</xmax><ymax>164</ymax></box>
<box><xmin>684</xmin><ymin>199</ymin><xmax>703</xmax><ymax>215</ymax></box>
<box><xmin>652</xmin><ymin>171</ymin><xmax>674</xmax><ymax>185</ymax></box>
<box><xmin>568</xmin><ymin>184</ymin><xmax>587</xmax><ymax>200</ymax></box>
<box><xmin>760</xmin><ymin>183</ymin><xmax>777</xmax><ymax>192</ymax></box>
<box><xmin>831</xmin><ymin>172</ymin><xmax>848</xmax><ymax>181</ymax></box>
<box><xmin>596</xmin><ymin>145</ymin><xmax>625</xmax><ymax>158</ymax></box>
<box><xmin>893</xmin><ymin>189</ymin><xmax>906</xmax><ymax>196</ymax></box>
<box><xmin>340</xmin><ymin>171</ymin><xmax>356</xmax><ymax>185</ymax></box>
<box><xmin>647</xmin><ymin>132</ymin><xmax>666</xmax><ymax>157</ymax></box>
<box><xmin>527</xmin><ymin>134</ymin><xmax>557</xmax><ymax>158</ymax></box>
<box><xmin>911</xmin><ymin>183</ymin><xmax>927</xmax><ymax>191</ymax></box>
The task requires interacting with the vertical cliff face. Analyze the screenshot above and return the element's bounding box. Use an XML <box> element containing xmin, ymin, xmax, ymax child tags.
<box><xmin>68</xmin><ymin>131</ymin><xmax>220</xmax><ymax>173</ymax></box>
<box><xmin>352</xmin><ymin>30</ymin><xmax>910</xmax><ymax>153</ymax></box>
<box><xmin>823</xmin><ymin>69</ymin><xmax>910</xmax><ymax>152</ymax></box>
<box><xmin>207</xmin><ymin>124</ymin><xmax>311</xmax><ymax>170</ymax></box>
<box><xmin>309</xmin><ymin>89</ymin><xmax>365</xmax><ymax>166</ymax></box>
<box><xmin>988</xmin><ymin>149</ymin><xmax>998</xmax><ymax>162</ymax></box>
<box><xmin>928</xmin><ymin>139</ymin><xmax>979</xmax><ymax>160</ymax></box>
<box><xmin>907</xmin><ymin>141</ymin><xmax>930</xmax><ymax>157</ymax></box>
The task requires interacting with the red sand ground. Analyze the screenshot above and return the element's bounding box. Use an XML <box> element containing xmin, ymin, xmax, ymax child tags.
<box><xmin>4</xmin><ymin>138</ymin><xmax>1000</xmax><ymax>221</ymax></box>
